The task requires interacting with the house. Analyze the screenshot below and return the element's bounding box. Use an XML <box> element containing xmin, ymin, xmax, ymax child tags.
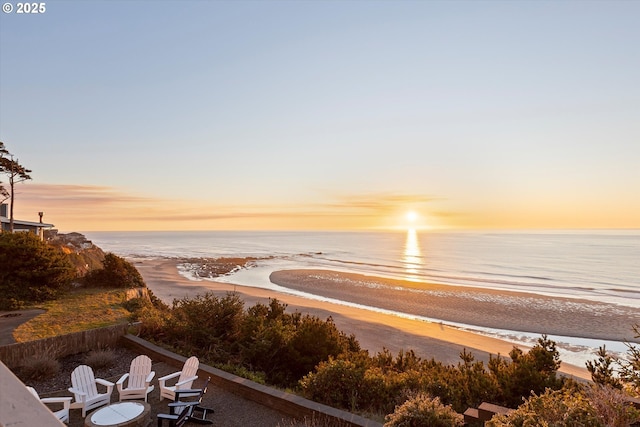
<box><xmin>0</xmin><ymin>361</ymin><xmax>63</xmax><ymax>427</ymax></box>
<box><xmin>0</xmin><ymin>203</ymin><xmax>54</xmax><ymax>240</ymax></box>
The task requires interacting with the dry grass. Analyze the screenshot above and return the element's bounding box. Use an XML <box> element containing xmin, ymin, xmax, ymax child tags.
<box><xmin>12</xmin><ymin>288</ymin><xmax>131</xmax><ymax>342</ymax></box>
<box><xmin>277</xmin><ymin>414</ymin><xmax>355</xmax><ymax>427</ymax></box>
<box><xmin>19</xmin><ymin>355</ymin><xmax>61</xmax><ymax>381</ymax></box>
<box><xmin>84</xmin><ymin>348</ymin><xmax>117</xmax><ymax>370</ymax></box>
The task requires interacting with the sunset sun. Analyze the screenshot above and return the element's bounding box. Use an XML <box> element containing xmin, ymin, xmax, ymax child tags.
<box><xmin>406</xmin><ymin>210</ymin><xmax>418</xmax><ymax>223</ymax></box>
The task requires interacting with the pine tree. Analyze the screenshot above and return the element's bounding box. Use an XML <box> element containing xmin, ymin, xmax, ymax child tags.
<box><xmin>0</xmin><ymin>141</ymin><xmax>32</xmax><ymax>232</ymax></box>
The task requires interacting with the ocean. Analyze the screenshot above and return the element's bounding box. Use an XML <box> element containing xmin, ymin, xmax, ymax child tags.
<box><xmin>86</xmin><ymin>229</ymin><xmax>640</xmax><ymax>366</ymax></box>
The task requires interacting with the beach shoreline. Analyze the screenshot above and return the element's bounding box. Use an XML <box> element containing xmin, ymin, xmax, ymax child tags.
<box><xmin>270</xmin><ymin>269</ymin><xmax>639</xmax><ymax>343</ymax></box>
<box><xmin>133</xmin><ymin>257</ymin><xmax>598</xmax><ymax>380</ymax></box>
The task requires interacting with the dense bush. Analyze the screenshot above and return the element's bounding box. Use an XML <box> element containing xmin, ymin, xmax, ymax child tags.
<box><xmin>300</xmin><ymin>356</ymin><xmax>368</xmax><ymax>411</ymax></box>
<box><xmin>487</xmin><ymin>384</ymin><xmax>640</xmax><ymax>427</ymax></box>
<box><xmin>384</xmin><ymin>394</ymin><xmax>464</xmax><ymax>427</ymax></box>
<box><xmin>167</xmin><ymin>292</ymin><xmax>245</xmax><ymax>357</ymax></box>
<box><xmin>138</xmin><ymin>293</ymin><xmax>358</xmax><ymax>388</ymax></box>
<box><xmin>282</xmin><ymin>314</ymin><xmax>359</xmax><ymax>384</ymax></box>
<box><xmin>487</xmin><ymin>387</ymin><xmax>601</xmax><ymax>427</ymax></box>
<box><xmin>83</xmin><ymin>253</ymin><xmax>145</xmax><ymax>288</ymax></box>
<box><xmin>0</xmin><ymin>232</ymin><xmax>75</xmax><ymax>309</ymax></box>
<box><xmin>301</xmin><ymin>337</ymin><xmax>564</xmax><ymax>415</ymax></box>
<box><xmin>488</xmin><ymin>335</ymin><xmax>564</xmax><ymax>407</ymax></box>
<box><xmin>135</xmin><ymin>289</ymin><xmax>640</xmax><ymax>422</ymax></box>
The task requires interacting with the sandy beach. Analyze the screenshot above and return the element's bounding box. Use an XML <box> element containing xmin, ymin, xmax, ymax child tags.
<box><xmin>134</xmin><ymin>258</ymin><xmax>601</xmax><ymax>380</ymax></box>
<box><xmin>271</xmin><ymin>269</ymin><xmax>639</xmax><ymax>342</ymax></box>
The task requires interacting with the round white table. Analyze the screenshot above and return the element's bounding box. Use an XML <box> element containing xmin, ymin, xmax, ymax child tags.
<box><xmin>84</xmin><ymin>401</ymin><xmax>151</xmax><ymax>427</ymax></box>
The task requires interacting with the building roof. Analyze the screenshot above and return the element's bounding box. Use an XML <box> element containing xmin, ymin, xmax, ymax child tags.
<box><xmin>0</xmin><ymin>217</ymin><xmax>54</xmax><ymax>228</ymax></box>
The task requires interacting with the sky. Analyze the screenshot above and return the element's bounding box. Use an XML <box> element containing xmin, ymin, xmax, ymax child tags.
<box><xmin>1</xmin><ymin>0</ymin><xmax>638</xmax><ymax>232</ymax></box>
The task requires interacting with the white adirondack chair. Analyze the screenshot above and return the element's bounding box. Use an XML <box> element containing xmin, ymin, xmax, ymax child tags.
<box><xmin>116</xmin><ymin>355</ymin><xmax>155</xmax><ymax>402</ymax></box>
<box><xmin>27</xmin><ymin>386</ymin><xmax>73</xmax><ymax>424</ymax></box>
<box><xmin>68</xmin><ymin>364</ymin><xmax>114</xmax><ymax>417</ymax></box>
<box><xmin>158</xmin><ymin>356</ymin><xmax>199</xmax><ymax>401</ymax></box>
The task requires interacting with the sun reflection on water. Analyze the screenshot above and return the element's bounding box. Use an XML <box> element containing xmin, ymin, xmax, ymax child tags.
<box><xmin>403</xmin><ymin>228</ymin><xmax>423</xmax><ymax>281</ymax></box>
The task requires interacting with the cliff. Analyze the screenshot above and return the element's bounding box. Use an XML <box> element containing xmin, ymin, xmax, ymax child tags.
<box><xmin>45</xmin><ymin>231</ymin><xmax>106</xmax><ymax>277</ymax></box>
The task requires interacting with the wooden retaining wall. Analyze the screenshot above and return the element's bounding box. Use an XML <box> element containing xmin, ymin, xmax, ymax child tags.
<box><xmin>0</xmin><ymin>323</ymin><xmax>130</xmax><ymax>369</ymax></box>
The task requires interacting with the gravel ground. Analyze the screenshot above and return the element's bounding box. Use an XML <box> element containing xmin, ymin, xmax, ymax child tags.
<box><xmin>20</xmin><ymin>347</ymin><xmax>301</xmax><ymax>427</ymax></box>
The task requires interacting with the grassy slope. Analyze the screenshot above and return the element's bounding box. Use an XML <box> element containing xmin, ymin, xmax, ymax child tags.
<box><xmin>13</xmin><ymin>288</ymin><xmax>131</xmax><ymax>342</ymax></box>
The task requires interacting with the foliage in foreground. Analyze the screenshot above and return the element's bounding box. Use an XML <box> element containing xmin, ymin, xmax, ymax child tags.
<box><xmin>137</xmin><ymin>290</ymin><xmax>570</xmax><ymax>415</ymax></box>
<box><xmin>0</xmin><ymin>232</ymin><xmax>76</xmax><ymax>310</ymax></box>
<box><xmin>300</xmin><ymin>336</ymin><xmax>564</xmax><ymax>414</ymax></box>
<box><xmin>384</xmin><ymin>394</ymin><xmax>464</xmax><ymax>427</ymax></box>
<box><xmin>137</xmin><ymin>293</ymin><xmax>359</xmax><ymax>388</ymax></box>
<box><xmin>132</xmin><ymin>291</ymin><xmax>640</xmax><ymax>422</ymax></box>
<box><xmin>487</xmin><ymin>384</ymin><xmax>640</xmax><ymax>427</ymax></box>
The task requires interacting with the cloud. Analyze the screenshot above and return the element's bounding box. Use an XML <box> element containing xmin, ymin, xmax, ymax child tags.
<box><xmin>11</xmin><ymin>184</ymin><xmax>175</xmax><ymax>229</ymax></box>
<box><xmin>321</xmin><ymin>192</ymin><xmax>442</xmax><ymax>212</ymax></box>
<box><xmin>17</xmin><ymin>184</ymin><xmax>157</xmax><ymax>205</ymax></box>
<box><xmin>10</xmin><ymin>184</ymin><xmax>451</xmax><ymax>231</ymax></box>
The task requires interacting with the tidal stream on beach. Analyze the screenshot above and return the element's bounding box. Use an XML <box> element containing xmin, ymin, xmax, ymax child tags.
<box><xmin>87</xmin><ymin>230</ymin><xmax>640</xmax><ymax>367</ymax></box>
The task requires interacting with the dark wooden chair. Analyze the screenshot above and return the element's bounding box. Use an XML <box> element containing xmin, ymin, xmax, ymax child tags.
<box><xmin>157</xmin><ymin>377</ymin><xmax>214</xmax><ymax>426</ymax></box>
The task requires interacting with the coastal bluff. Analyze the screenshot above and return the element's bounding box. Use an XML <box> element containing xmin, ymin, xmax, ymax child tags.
<box><xmin>45</xmin><ymin>230</ymin><xmax>106</xmax><ymax>277</ymax></box>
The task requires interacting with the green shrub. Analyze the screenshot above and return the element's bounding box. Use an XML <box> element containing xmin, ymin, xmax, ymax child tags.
<box><xmin>360</xmin><ymin>367</ymin><xmax>403</xmax><ymax>413</ymax></box>
<box><xmin>384</xmin><ymin>394</ymin><xmax>464</xmax><ymax>427</ymax></box>
<box><xmin>83</xmin><ymin>253</ymin><xmax>145</xmax><ymax>288</ymax></box>
<box><xmin>0</xmin><ymin>232</ymin><xmax>75</xmax><ymax>308</ymax></box>
<box><xmin>299</xmin><ymin>339</ymin><xmax>565</xmax><ymax>416</ymax></box>
<box><xmin>281</xmin><ymin>314</ymin><xmax>359</xmax><ymax>386</ymax></box>
<box><xmin>488</xmin><ymin>335</ymin><xmax>564</xmax><ymax>407</ymax></box>
<box><xmin>300</xmin><ymin>357</ymin><xmax>367</xmax><ymax>411</ymax></box>
<box><xmin>134</xmin><ymin>289</ymin><xmax>171</xmax><ymax>335</ymax></box>
<box><xmin>238</xmin><ymin>299</ymin><xmax>298</xmax><ymax>384</ymax></box>
<box><xmin>168</xmin><ymin>292</ymin><xmax>245</xmax><ymax>356</ymax></box>
<box><xmin>239</xmin><ymin>299</ymin><xmax>360</xmax><ymax>388</ymax></box>
<box><xmin>447</xmin><ymin>349</ymin><xmax>500</xmax><ymax>412</ymax></box>
<box><xmin>487</xmin><ymin>387</ymin><xmax>602</xmax><ymax>427</ymax></box>
<box><xmin>138</xmin><ymin>294</ymin><xmax>360</xmax><ymax>389</ymax></box>
<box><xmin>136</xmin><ymin>289</ymin><xmax>568</xmax><ymax>416</ymax></box>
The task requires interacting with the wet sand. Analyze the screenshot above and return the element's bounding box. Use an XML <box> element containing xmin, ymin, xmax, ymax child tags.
<box><xmin>133</xmin><ymin>258</ymin><xmax>599</xmax><ymax>380</ymax></box>
<box><xmin>270</xmin><ymin>269</ymin><xmax>639</xmax><ymax>343</ymax></box>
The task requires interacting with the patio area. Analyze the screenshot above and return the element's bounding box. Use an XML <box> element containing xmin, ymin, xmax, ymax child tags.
<box><xmin>5</xmin><ymin>327</ymin><xmax>380</xmax><ymax>427</ymax></box>
<box><xmin>48</xmin><ymin>360</ymin><xmax>298</xmax><ymax>427</ymax></box>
